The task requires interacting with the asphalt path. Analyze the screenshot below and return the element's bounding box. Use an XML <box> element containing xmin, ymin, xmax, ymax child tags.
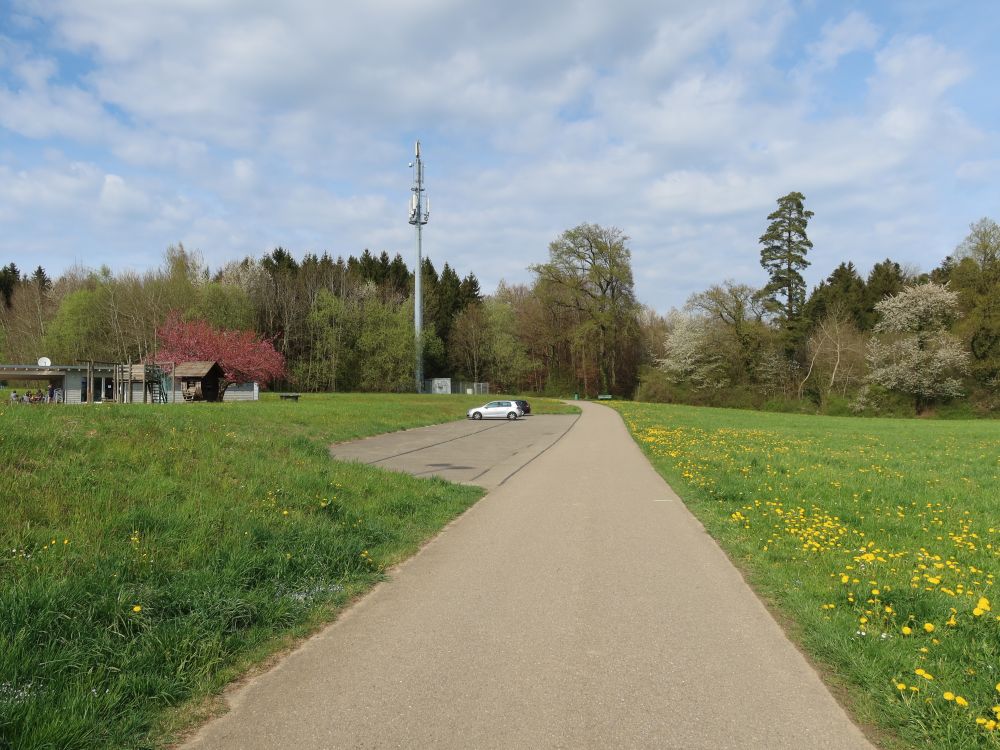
<box><xmin>184</xmin><ymin>401</ymin><xmax>874</xmax><ymax>749</ymax></box>
<box><xmin>328</xmin><ymin>413</ymin><xmax>579</xmax><ymax>489</ymax></box>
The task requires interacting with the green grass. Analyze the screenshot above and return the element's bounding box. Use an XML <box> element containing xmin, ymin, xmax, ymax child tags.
<box><xmin>0</xmin><ymin>393</ymin><xmax>571</xmax><ymax>749</ymax></box>
<box><xmin>614</xmin><ymin>401</ymin><xmax>1000</xmax><ymax>749</ymax></box>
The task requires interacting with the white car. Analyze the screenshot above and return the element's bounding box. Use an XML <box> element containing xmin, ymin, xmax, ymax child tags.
<box><xmin>467</xmin><ymin>400</ymin><xmax>523</xmax><ymax>420</ymax></box>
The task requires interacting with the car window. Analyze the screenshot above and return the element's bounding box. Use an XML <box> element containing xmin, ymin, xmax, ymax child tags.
<box><xmin>486</xmin><ymin>401</ymin><xmax>499</xmax><ymax>408</ymax></box>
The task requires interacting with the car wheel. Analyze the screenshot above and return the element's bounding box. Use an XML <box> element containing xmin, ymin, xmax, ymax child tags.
<box><xmin>472</xmin><ymin>412</ymin><xmax>483</xmax><ymax>420</ymax></box>
<box><xmin>507</xmin><ymin>411</ymin><xmax>517</xmax><ymax>420</ymax></box>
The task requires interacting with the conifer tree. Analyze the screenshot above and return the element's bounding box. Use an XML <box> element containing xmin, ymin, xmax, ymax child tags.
<box><xmin>759</xmin><ymin>191</ymin><xmax>813</xmax><ymax>323</ymax></box>
<box><xmin>0</xmin><ymin>262</ymin><xmax>21</xmax><ymax>308</ymax></box>
<box><xmin>803</xmin><ymin>262</ymin><xmax>867</xmax><ymax>329</ymax></box>
<box><xmin>459</xmin><ymin>273</ymin><xmax>482</xmax><ymax>307</ymax></box>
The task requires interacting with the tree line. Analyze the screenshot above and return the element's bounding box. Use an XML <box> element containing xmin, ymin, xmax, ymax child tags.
<box><xmin>3</xmin><ymin>201</ymin><xmax>996</xmax><ymax>414</ymax></box>
<box><xmin>0</xmin><ymin>228</ymin><xmax>649</xmax><ymax>397</ymax></box>
<box><xmin>652</xmin><ymin>192</ymin><xmax>999</xmax><ymax>415</ymax></box>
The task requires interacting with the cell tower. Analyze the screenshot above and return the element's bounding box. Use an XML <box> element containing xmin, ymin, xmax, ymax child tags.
<box><xmin>408</xmin><ymin>140</ymin><xmax>430</xmax><ymax>392</ymax></box>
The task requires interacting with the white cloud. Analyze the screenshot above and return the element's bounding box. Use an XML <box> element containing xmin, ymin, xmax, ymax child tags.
<box><xmin>806</xmin><ymin>11</ymin><xmax>880</xmax><ymax>72</ymax></box>
<box><xmin>871</xmin><ymin>35</ymin><xmax>969</xmax><ymax>102</ymax></box>
<box><xmin>0</xmin><ymin>50</ymin><xmax>117</xmax><ymax>142</ymax></box>
<box><xmin>231</xmin><ymin>158</ymin><xmax>255</xmax><ymax>186</ymax></box>
<box><xmin>1</xmin><ymin>1</ymin><xmax>997</xmax><ymax>311</ymax></box>
<box><xmin>956</xmin><ymin>159</ymin><xmax>1000</xmax><ymax>182</ymax></box>
<box><xmin>98</xmin><ymin>174</ymin><xmax>151</xmax><ymax>219</ymax></box>
<box><xmin>0</xmin><ymin>160</ymin><xmax>103</xmax><ymax>216</ymax></box>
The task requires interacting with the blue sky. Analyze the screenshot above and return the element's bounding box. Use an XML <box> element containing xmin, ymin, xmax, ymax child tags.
<box><xmin>1</xmin><ymin>0</ymin><xmax>998</xmax><ymax>312</ymax></box>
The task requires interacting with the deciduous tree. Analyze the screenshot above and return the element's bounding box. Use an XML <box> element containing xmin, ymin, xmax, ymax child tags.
<box><xmin>954</xmin><ymin>217</ymin><xmax>1000</xmax><ymax>267</ymax></box>
<box><xmin>658</xmin><ymin>311</ymin><xmax>729</xmax><ymax>391</ymax></box>
<box><xmin>155</xmin><ymin>312</ymin><xmax>285</xmax><ymax>394</ymax></box>
<box><xmin>686</xmin><ymin>281</ymin><xmax>767</xmax><ymax>378</ymax></box>
<box><xmin>531</xmin><ymin>223</ymin><xmax>640</xmax><ymax>395</ymax></box>
<box><xmin>798</xmin><ymin>305</ymin><xmax>866</xmax><ymax>403</ymax></box>
<box><xmin>866</xmin><ymin>283</ymin><xmax>968</xmax><ymax>413</ymax></box>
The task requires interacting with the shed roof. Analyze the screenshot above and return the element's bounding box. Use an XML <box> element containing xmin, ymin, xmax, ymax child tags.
<box><xmin>173</xmin><ymin>361</ymin><xmax>224</xmax><ymax>378</ymax></box>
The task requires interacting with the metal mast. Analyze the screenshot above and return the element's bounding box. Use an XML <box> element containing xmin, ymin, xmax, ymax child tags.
<box><xmin>408</xmin><ymin>140</ymin><xmax>430</xmax><ymax>392</ymax></box>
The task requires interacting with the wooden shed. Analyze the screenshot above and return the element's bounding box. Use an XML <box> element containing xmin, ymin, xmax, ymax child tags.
<box><xmin>174</xmin><ymin>361</ymin><xmax>226</xmax><ymax>402</ymax></box>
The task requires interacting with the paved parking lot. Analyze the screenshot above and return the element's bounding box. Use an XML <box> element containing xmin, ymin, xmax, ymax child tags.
<box><xmin>329</xmin><ymin>414</ymin><xmax>579</xmax><ymax>489</ymax></box>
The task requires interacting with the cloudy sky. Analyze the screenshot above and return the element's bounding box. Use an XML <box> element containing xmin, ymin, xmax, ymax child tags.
<box><xmin>1</xmin><ymin>1</ymin><xmax>998</xmax><ymax>311</ymax></box>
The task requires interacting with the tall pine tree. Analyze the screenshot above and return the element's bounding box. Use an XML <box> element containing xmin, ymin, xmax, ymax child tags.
<box><xmin>759</xmin><ymin>191</ymin><xmax>813</xmax><ymax>325</ymax></box>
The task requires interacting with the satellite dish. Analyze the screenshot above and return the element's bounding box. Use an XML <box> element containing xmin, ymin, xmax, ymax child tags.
<box><xmin>38</xmin><ymin>357</ymin><xmax>51</xmax><ymax>367</ymax></box>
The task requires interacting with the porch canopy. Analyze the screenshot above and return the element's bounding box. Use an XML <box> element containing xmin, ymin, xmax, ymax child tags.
<box><xmin>0</xmin><ymin>363</ymin><xmax>109</xmax><ymax>382</ymax></box>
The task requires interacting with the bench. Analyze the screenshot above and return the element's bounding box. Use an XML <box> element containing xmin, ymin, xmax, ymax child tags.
<box><xmin>597</xmin><ymin>394</ymin><xmax>613</xmax><ymax>400</ymax></box>
<box><xmin>279</xmin><ymin>393</ymin><xmax>301</xmax><ymax>401</ymax></box>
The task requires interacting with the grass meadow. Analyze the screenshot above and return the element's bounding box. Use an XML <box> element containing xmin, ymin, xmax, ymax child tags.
<box><xmin>0</xmin><ymin>393</ymin><xmax>568</xmax><ymax>749</ymax></box>
<box><xmin>614</xmin><ymin>401</ymin><xmax>1000</xmax><ymax>749</ymax></box>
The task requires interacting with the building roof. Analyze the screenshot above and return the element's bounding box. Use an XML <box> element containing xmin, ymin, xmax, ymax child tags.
<box><xmin>0</xmin><ymin>363</ymin><xmax>115</xmax><ymax>380</ymax></box>
<box><xmin>172</xmin><ymin>361</ymin><xmax>224</xmax><ymax>378</ymax></box>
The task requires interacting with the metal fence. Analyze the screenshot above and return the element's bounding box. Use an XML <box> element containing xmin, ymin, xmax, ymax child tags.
<box><xmin>422</xmin><ymin>378</ymin><xmax>490</xmax><ymax>395</ymax></box>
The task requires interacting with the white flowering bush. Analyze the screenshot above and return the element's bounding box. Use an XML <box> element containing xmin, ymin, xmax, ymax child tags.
<box><xmin>866</xmin><ymin>283</ymin><xmax>969</xmax><ymax>411</ymax></box>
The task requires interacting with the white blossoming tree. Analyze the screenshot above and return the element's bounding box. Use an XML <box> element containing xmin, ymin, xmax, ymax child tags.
<box><xmin>658</xmin><ymin>311</ymin><xmax>729</xmax><ymax>391</ymax></box>
<box><xmin>866</xmin><ymin>282</ymin><xmax>969</xmax><ymax>413</ymax></box>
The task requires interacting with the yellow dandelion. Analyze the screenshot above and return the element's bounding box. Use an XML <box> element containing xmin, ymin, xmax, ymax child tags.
<box><xmin>956</xmin><ymin>696</ymin><xmax>969</xmax><ymax>707</ymax></box>
<box><xmin>923</xmin><ymin>622</ymin><xmax>935</xmax><ymax>633</ymax></box>
<box><xmin>901</xmin><ymin>626</ymin><xmax>912</xmax><ymax>636</ymax></box>
<box><xmin>944</xmin><ymin>692</ymin><xmax>955</xmax><ymax>701</ymax></box>
<box><xmin>132</xmin><ymin>605</ymin><xmax>142</xmax><ymax>613</ymax></box>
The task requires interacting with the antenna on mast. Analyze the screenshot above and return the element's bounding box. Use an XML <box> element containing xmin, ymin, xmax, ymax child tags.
<box><xmin>408</xmin><ymin>140</ymin><xmax>430</xmax><ymax>392</ymax></box>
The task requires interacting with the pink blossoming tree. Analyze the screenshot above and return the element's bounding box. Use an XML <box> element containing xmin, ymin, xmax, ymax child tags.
<box><xmin>154</xmin><ymin>312</ymin><xmax>285</xmax><ymax>396</ymax></box>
